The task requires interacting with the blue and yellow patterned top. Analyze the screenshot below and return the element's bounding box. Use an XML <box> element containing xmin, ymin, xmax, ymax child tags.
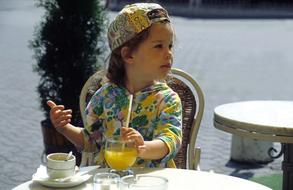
<box><xmin>82</xmin><ymin>82</ymin><xmax>182</xmax><ymax>168</ymax></box>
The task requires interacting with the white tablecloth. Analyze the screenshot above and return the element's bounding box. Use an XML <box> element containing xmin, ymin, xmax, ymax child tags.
<box><xmin>13</xmin><ymin>168</ymin><xmax>271</xmax><ymax>190</ymax></box>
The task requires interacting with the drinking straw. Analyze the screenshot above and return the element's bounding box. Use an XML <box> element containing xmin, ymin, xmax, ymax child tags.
<box><xmin>125</xmin><ymin>94</ymin><xmax>133</xmax><ymax>129</ymax></box>
<box><xmin>122</xmin><ymin>94</ymin><xmax>133</xmax><ymax>150</ymax></box>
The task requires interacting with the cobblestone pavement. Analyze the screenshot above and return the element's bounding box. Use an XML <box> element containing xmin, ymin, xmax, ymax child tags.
<box><xmin>2</xmin><ymin>1</ymin><xmax>293</xmax><ymax>190</ymax></box>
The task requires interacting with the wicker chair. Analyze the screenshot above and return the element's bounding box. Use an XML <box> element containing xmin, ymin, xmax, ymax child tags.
<box><xmin>168</xmin><ymin>68</ymin><xmax>204</xmax><ymax>170</ymax></box>
<box><xmin>79</xmin><ymin>68</ymin><xmax>204</xmax><ymax>170</ymax></box>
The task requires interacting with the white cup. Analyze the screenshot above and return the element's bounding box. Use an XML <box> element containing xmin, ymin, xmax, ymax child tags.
<box><xmin>46</xmin><ymin>152</ymin><xmax>76</xmax><ymax>179</ymax></box>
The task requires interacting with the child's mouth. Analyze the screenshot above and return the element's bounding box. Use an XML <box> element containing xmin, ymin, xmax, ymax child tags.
<box><xmin>160</xmin><ymin>64</ymin><xmax>171</xmax><ymax>68</ymax></box>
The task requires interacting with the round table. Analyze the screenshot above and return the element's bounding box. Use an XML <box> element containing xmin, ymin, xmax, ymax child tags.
<box><xmin>214</xmin><ymin>100</ymin><xmax>293</xmax><ymax>190</ymax></box>
<box><xmin>13</xmin><ymin>167</ymin><xmax>271</xmax><ymax>190</ymax></box>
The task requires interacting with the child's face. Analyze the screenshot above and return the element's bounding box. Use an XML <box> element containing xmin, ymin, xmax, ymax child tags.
<box><xmin>128</xmin><ymin>22</ymin><xmax>174</xmax><ymax>82</ymax></box>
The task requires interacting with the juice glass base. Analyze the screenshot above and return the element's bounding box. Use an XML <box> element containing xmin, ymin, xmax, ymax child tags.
<box><xmin>109</xmin><ymin>168</ymin><xmax>134</xmax><ymax>177</ymax></box>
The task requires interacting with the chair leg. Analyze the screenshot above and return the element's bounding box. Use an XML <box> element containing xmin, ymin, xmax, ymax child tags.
<box><xmin>194</xmin><ymin>147</ymin><xmax>201</xmax><ymax>170</ymax></box>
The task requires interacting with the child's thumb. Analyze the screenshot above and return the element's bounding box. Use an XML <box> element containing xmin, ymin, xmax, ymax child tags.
<box><xmin>47</xmin><ymin>100</ymin><xmax>57</xmax><ymax>109</ymax></box>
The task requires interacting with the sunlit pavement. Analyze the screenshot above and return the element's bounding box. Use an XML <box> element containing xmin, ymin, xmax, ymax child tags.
<box><xmin>2</xmin><ymin>0</ymin><xmax>293</xmax><ymax>189</ymax></box>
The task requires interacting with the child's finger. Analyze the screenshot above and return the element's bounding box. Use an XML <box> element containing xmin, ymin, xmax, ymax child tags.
<box><xmin>125</xmin><ymin>131</ymin><xmax>137</xmax><ymax>138</ymax></box>
<box><xmin>127</xmin><ymin>134</ymin><xmax>142</xmax><ymax>141</ymax></box>
<box><xmin>55</xmin><ymin>113</ymin><xmax>72</xmax><ymax>123</ymax></box>
<box><xmin>47</xmin><ymin>101</ymin><xmax>66</xmax><ymax>113</ymax></box>
<box><xmin>121</xmin><ymin>127</ymin><xmax>135</xmax><ymax>134</ymax></box>
<box><xmin>47</xmin><ymin>100</ymin><xmax>57</xmax><ymax>108</ymax></box>
<box><xmin>56</xmin><ymin>119</ymin><xmax>71</xmax><ymax>128</ymax></box>
<box><xmin>50</xmin><ymin>106</ymin><xmax>65</xmax><ymax>117</ymax></box>
<box><xmin>120</xmin><ymin>127</ymin><xmax>128</xmax><ymax>132</ymax></box>
<box><xmin>120</xmin><ymin>127</ymin><xmax>128</xmax><ymax>136</ymax></box>
<box><xmin>62</xmin><ymin>109</ymin><xmax>72</xmax><ymax>114</ymax></box>
<box><xmin>121</xmin><ymin>128</ymin><xmax>135</xmax><ymax>139</ymax></box>
<box><xmin>52</xmin><ymin>112</ymin><xmax>72</xmax><ymax>127</ymax></box>
<box><xmin>50</xmin><ymin>109</ymin><xmax>69</xmax><ymax>124</ymax></box>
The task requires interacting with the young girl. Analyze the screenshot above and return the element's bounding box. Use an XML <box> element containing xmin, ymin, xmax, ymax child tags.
<box><xmin>47</xmin><ymin>3</ymin><xmax>182</xmax><ymax>168</ymax></box>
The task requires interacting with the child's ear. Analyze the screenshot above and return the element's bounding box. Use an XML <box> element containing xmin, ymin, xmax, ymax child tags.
<box><xmin>121</xmin><ymin>46</ymin><xmax>134</xmax><ymax>64</ymax></box>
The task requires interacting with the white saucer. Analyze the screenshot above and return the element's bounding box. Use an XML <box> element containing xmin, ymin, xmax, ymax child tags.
<box><xmin>32</xmin><ymin>165</ymin><xmax>93</xmax><ymax>188</ymax></box>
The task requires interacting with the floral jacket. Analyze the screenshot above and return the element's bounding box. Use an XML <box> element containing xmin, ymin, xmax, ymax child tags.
<box><xmin>82</xmin><ymin>82</ymin><xmax>182</xmax><ymax>168</ymax></box>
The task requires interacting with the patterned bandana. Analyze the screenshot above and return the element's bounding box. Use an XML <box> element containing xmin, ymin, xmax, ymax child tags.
<box><xmin>107</xmin><ymin>3</ymin><xmax>170</xmax><ymax>51</ymax></box>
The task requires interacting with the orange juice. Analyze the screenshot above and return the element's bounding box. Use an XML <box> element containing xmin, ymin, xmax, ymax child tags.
<box><xmin>105</xmin><ymin>147</ymin><xmax>137</xmax><ymax>170</ymax></box>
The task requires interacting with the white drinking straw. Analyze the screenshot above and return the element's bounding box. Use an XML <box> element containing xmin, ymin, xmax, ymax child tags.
<box><xmin>122</xmin><ymin>94</ymin><xmax>133</xmax><ymax>151</ymax></box>
<box><xmin>125</xmin><ymin>94</ymin><xmax>133</xmax><ymax>128</ymax></box>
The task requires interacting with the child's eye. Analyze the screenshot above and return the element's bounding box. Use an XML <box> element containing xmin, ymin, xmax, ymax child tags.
<box><xmin>169</xmin><ymin>43</ymin><xmax>173</xmax><ymax>49</ymax></box>
<box><xmin>154</xmin><ymin>44</ymin><xmax>163</xmax><ymax>49</ymax></box>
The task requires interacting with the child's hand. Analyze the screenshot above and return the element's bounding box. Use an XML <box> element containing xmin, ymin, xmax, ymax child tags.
<box><xmin>47</xmin><ymin>100</ymin><xmax>72</xmax><ymax>133</ymax></box>
<box><xmin>120</xmin><ymin>127</ymin><xmax>146</xmax><ymax>157</ymax></box>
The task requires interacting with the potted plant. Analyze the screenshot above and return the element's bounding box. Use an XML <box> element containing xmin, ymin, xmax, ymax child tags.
<box><xmin>30</xmin><ymin>0</ymin><xmax>107</xmax><ymax>165</ymax></box>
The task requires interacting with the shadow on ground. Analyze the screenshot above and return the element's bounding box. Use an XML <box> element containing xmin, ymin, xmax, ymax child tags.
<box><xmin>225</xmin><ymin>160</ymin><xmax>272</xmax><ymax>179</ymax></box>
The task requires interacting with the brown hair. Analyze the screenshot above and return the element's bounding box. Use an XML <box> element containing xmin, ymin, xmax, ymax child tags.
<box><xmin>106</xmin><ymin>21</ymin><xmax>170</xmax><ymax>87</ymax></box>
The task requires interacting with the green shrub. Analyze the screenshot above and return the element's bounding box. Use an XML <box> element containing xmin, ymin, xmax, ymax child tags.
<box><xmin>30</xmin><ymin>0</ymin><xmax>108</xmax><ymax>126</ymax></box>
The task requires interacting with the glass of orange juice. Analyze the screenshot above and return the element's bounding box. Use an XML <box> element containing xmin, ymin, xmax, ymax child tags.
<box><xmin>105</xmin><ymin>135</ymin><xmax>137</xmax><ymax>176</ymax></box>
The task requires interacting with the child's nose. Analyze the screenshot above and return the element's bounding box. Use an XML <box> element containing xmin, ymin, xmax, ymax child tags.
<box><xmin>166</xmin><ymin>49</ymin><xmax>173</xmax><ymax>60</ymax></box>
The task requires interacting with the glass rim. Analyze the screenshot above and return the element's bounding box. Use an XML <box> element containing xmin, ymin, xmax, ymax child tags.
<box><xmin>121</xmin><ymin>175</ymin><xmax>168</xmax><ymax>187</ymax></box>
<box><xmin>106</xmin><ymin>135</ymin><xmax>135</xmax><ymax>143</ymax></box>
<box><xmin>93</xmin><ymin>172</ymin><xmax>120</xmax><ymax>181</ymax></box>
<box><xmin>47</xmin><ymin>152</ymin><xmax>75</xmax><ymax>162</ymax></box>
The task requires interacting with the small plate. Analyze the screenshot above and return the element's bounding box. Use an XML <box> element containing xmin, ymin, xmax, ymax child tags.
<box><xmin>32</xmin><ymin>165</ymin><xmax>93</xmax><ymax>188</ymax></box>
